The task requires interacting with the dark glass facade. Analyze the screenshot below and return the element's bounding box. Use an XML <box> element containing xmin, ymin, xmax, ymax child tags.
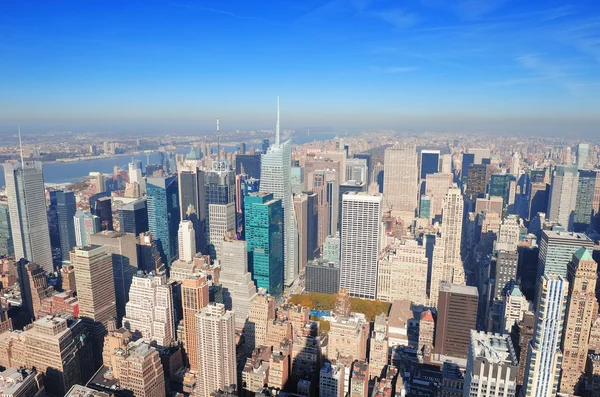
<box><xmin>147</xmin><ymin>175</ymin><xmax>180</xmax><ymax>266</ymax></box>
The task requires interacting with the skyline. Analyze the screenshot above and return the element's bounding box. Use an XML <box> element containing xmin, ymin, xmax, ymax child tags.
<box><xmin>1</xmin><ymin>0</ymin><xmax>600</xmax><ymax>134</ymax></box>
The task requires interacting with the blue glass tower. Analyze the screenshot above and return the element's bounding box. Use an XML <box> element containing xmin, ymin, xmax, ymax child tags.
<box><xmin>420</xmin><ymin>150</ymin><xmax>440</xmax><ymax>180</ymax></box>
<box><xmin>49</xmin><ymin>190</ymin><xmax>77</xmax><ymax>262</ymax></box>
<box><xmin>244</xmin><ymin>193</ymin><xmax>283</xmax><ymax>297</ymax></box>
<box><xmin>147</xmin><ymin>175</ymin><xmax>180</xmax><ymax>266</ymax></box>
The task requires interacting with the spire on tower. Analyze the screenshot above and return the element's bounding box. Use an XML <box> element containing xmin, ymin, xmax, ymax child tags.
<box><xmin>216</xmin><ymin>117</ymin><xmax>221</xmax><ymax>160</ymax></box>
<box><xmin>18</xmin><ymin>126</ymin><xmax>24</xmax><ymax>166</ymax></box>
<box><xmin>276</xmin><ymin>96</ymin><xmax>280</xmax><ymax>146</ymax></box>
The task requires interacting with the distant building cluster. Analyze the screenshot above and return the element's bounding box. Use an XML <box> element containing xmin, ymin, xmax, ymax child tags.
<box><xmin>2</xmin><ymin>116</ymin><xmax>600</xmax><ymax>397</ymax></box>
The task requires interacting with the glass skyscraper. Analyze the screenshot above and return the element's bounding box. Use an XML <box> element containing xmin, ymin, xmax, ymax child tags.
<box><xmin>49</xmin><ymin>190</ymin><xmax>77</xmax><ymax>262</ymax></box>
<box><xmin>244</xmin><ymin>193</ymin><xmax>284</xmax><ymax>297</ymax></box>
<box><xmin>420</xmin><ymin>150</ymin><xmax>440</xmax><ymax>180</ymax></box>
<box><xmin>4</xmin><ymin>161</ymin><xmax>53</xmax><ymax>272</ymax></box>
<box><xmin>573</xmin><ymin>169</ymin><xmax>597</xmax><ymax>232</ymax></box>
<box><xmin>0</xmin><ymin>201</ymin><xmax>14</xmax><ymax>257</ymax></box>
<box><xmin>147</xmin><ymin>175</ymin><xmax>180</xmax><ymax>266</ymax></box>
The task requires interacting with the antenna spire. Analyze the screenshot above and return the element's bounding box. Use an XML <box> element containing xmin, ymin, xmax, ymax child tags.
<box><xmin>216</xmin><ymin>117</ymin><xmax>221</xmax><ymax>160</ymax></box>
<box><xmin>275</xmin><ymin>96</ymin><xmax>280</xmax><ymax>146</ymax></box>
<box><xmin>18</xmin><ymin>127</ymin><xmax>24</xmax><ymax>166</ymax></box>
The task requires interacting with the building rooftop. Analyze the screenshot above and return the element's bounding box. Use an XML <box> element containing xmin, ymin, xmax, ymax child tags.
<box><xmin>439</xmin><ymin>282</ymin><xmax>478</xmax><ymax>297</ymax></box>
<box><xmin>470</xmin><ymin>331</ymin><xmax>517</xmax><ymax>365</ymax></box>
<box><xmin>573</xmin><ymin>246</ymin><xmax>593</xmax><ymax>261</ymax></box>
<box><xmin>65</xmin><ymin>384</ymin><xmax>112</xmax><ymax>397</ymax></box>
<box><xmin>542</xmin><ymin>230</ymin><xmax>593</xmax><ymax>243</ymax></box>
<box><xmin>0</xmin><ymin>368</ymin><xmax>39</xmax><ymax>395</ymax></box>
<box><xmin>389</xmin><ymin>299</ymin><xmax>413</xmax><ymax>329</ymax></box>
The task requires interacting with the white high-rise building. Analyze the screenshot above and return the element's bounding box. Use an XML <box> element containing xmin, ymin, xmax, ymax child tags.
<box><xmin>195</xmin><ymin>304</ymin><xmax>236</xmax><ymax>397</ymax></box>
<box><xmin>178</xmin><ymin>220</ymin><xmax>196</xmax><ymax>262</ymax></box>
<box><xmin>521</xmin><ymin>274</ymin><xmax>568</xmax><ymax>397</ymax></box>
<box><xmin>441</xmin><ymin>154</ymin><xmax>452</xmax><ymax>174</ymax></box>
<box><xmin>425</xmin><ymin>173</ymin><xmax>453</xmax><ymax>220</ymax></box>
<box><xmin>88</xmin><ymin>172</ymin><xmax>106</xmax><ymax>194</ymax></box>
<box><xmin>4</xmin><ymin>161</ymin><xmax>53</xmax><ymax>272</ymax></box>
<box><xmin>259</xmin><ymin>98</ymin><xmax>298</xmax><ymax>286</ymax></box>
<box><xmin>464</xmin><ymin>331</ymin><xmax>518</xmax><ymax>397</ymax></box>
<box><xmin>547</xmin><ymin>165</ymin><xmax>579</xmax><ymax>230</ymax></box>
<box><xmin>123</xmin><ymin>272</ymin><xmax>175</xmax><ymax>347</ymax></box>
<box><xmin>128</xmin><ymin>162</ymin><xmax>146</xmax><ymax>195</ymax></box>
<box><xmin>441</xmin><ymin>187</ymin><xmax>464</xmax><ymax>278</ymax></box>
<box><xmin>501</xmin><ymin>285</ymin><xmax>530</xmax><ymax>333</ymax></box>
<box><xmin>340</xmin><ymin>192</ymin><xmax>382</xmax><ymax>299</ymax></box>
<box><xmin>219</xmin><ymin>237</ymin><xmax>257</xmax><ymax>330</ymax></box>
<box><xmin>208</xmin><ymin>202</ymin><xmax>236</xmax><ymax>260</ymax></box>
<box><xmin>383</xmin><ymin>143</ymin><xmax>418</xmax><ymax>220</ymax></box>
<box><xmin>511</xmin><ymin>152</ymin><xmax>520</xmax><ymax>176</ymax></box>
<box><xmin>576</xmin><ymin>143</ymin><xmax>589</xmax><ymax>169</ymax></box>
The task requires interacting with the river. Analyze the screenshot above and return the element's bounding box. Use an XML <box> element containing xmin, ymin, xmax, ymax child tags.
<box><xmin>0</xmin><ymin>132</ymin><xmax>342</xmax><ymax>187</ymax></box>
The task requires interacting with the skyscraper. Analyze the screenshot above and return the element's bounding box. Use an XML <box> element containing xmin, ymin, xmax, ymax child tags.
<box><xmin>244</xmin><ymin>193</ymin><xmax>284</xmax><ymax>297</ymax></box>
<box><xmin>178</xmin><ymin>163</ymin><xmax>206</xmax><ymax>252</ymax></box>
<box><xmin>547</xmin><ymin>165</ymin><xmax>579</xmax><ymax>230</ymax></box>
<box><xmin>559</xmin><ymin>248</ymin><xmax>598</xmax><ymax>394</ymax></box>
<box><xmin>464</xmin><ymin>331</ymin><xmax>518</xmax><ymax>397</ymax></box>
<box><xmin>195</xmin><ymin>304</ymin><xmax>236</xmax><ymax>397</ymax></box>
<box><xmin>90</xmin><ymin>231</ymin><xmax>138</xmax><ymax>322</ymax></box>
<box><xmin>128</xmin><ymin>162</ymin><xmax>146</xmax><ymax>195</ymax></box>
<box><xmin>90</xmin><ymin>195</ymin><xmax>112</xmax><ymax>231</ymax></box>
<box><xmin>425</xmin><ymin>173</ymin><xmax>453</xmax><ymax>220</ymax></box>
<box><xmin>340</xmin><ymin>192</ymin><xmax>382</xmax><ymax>299</ymax></box>
<box><xmin>259</xmin><ymin>99</ymin><xmax>297</xmax><ymax>286</ymax></box>
<box><xmin>235</xmin><ymin>153</ymin><xmax>261</xmax><ymax>179</ymax></box>
<box><xmin>178</xmin><ymin>220</ymin><xmax>196</xmax><ymax>263</ymax></box>
<box><xmin>49</xmin><ymin>190</ymin><xmax>77</xmax><ymax>262</ymax></box>
<box><xmin>0</xmin><ymin>201</ymin><xmax>14</xmax><ymax>256</ymax></box>
<box><xmin>383</xmin><ymin>143</ymin><xmax>418</xmax><ymax>219</ymax></box>
<box><xmin>420</xmin><ymin>149</ymin><xmax>440</xmax><ymax>180</ymax></box>
<box><xmin>73</xmin><ymin>210</ymin><xmax>101</xmax><ymax>247</ymax></box>
<box><xmin>71</xmin><ymin>245</ymin><xmax>117</xmax><ymax>368</ymax></box>
<box><xmin>434</xmin><ymin>283</ymin><xmax>478</xmax><ymax>359</ymax></box>
<box><xmin>522</xmin><ymin>274</ymin><xmax>568</xmax><ymax>397</ymax></box>
<box><xmin>4</xmin><ymin>161</ymin><xmax>53</xmax><ymax>272</ymax></box>
<box><xmin>123</xmin><ymin>272</ymin><xmax>175</xmax><ymax>347</ymax></box>
<box><xmin>219</xmin><ymin>236</ymin><xmax>257</xmax><ymax>330</ymax></box>
<box><xmin>573</xmin><ymin>169</ymin><xmax>597</xmax><ymax>232</ymax></box>
<box><xmin>576</xmin><ymin>143</ymin><xmax>589</xmax><ymax>169</ymax></box>
<box><xmin>466</xmin><ymin>164</ymin><xmax>487</xmax><ymax>197</ymax></box>
<box><xmin>208</xmin><ymin>202</ymin><xmax>236</xmax><ymax>260</ymax></box>
<box><xmin>439</xmin><ymin>187</ymin><xmax>464</xmax><ymax>283</ymax></box>
<box><xmin>182</xmin><ymin>275</ymin><xmax>209</xmax><ymax>371</ymax></box>
<box><xmin>147</xmin><ymin>175</ymin><xmax>180</xmax><ymax>266</ymax></box>
<box><xmin>118</xmin><ymin>198</ymin><xmax>149</xmax><ymax>235</ymax></box>
<box><xmin>537</xmin><ymin>230</ymin><xmax>594</xmax><ymax>279</ymax></box>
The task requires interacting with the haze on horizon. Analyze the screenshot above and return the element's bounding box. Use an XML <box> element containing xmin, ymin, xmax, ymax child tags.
<box><xmin>1</xmin><ymin>0</ymin><xmax>599</xmax><ymax>136</ymax></box>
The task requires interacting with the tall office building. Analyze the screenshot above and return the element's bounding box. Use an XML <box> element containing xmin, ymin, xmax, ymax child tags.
<box><xmin>466</xmin><ymin>164</ymin><xmax>487</xmax><ymax>197</ymax></box>
<box><xmin>537</xmin><ymin>230</ymin><xmax>594</xmax><ymax>279</ymax></box>
<box><xmin>235</xmin><ymin>153</ymin><xmax>262</xmax><ymax>179</ymax></box>
<box><xmin>434</xmin><ymin>283</ymin><xmax>479</xmax><ymax>359</ymax></box>
<box><xmin>49</xmin><ymin>190</ymin><xmax>77</xmax><ymax>262</ymax></box>
<box><xmin>123</xmin><ymin>272</ymin><xmax>175</xmax><ymax>347</ymax></box>
<box><xmin>17</xmin><ymin>260</ymin><xmax>53</xmax><ymax>321</ymax></box>
<box><xmin>354</xmin><ymin>153</ymin><xmax>372</xmax><ymax>185</ymax></box>
<box><xmin>128</xmin><ymin>162</ymin><xmax>146</xmax><ymax>195</ymax></box>
<box><xmin>178</xmin><ymin>220</ymin><xmax>196</xmax><ymax>262</ymax></box>
<box><xmin>439</xmin><ymin>187</ymin><xmax>464</xmax><ymax>281</ymax></box>
<box><xmin>340</xmin><ymin>192</ymin><xmax>382</xmax><ymax>299</ymax></box>
<box><xmin>90</xmin><ymin>195</ymin><xmax>112</xmax><ymax>231</ymax></box>
<box><xmin>71</xmin><ymin>245</ymin><xmax>117</xmax><ymax>368</ymax></box>
<box><xmin>576</xmin><ymin>143</ymin><xmax>589</xmax><ymax>169</ymax></box>
<box><xmin>259</xmin><ymin>100</ymin><xmax>298</xmax><ymax>286</ymax></box>
<box><xmin>4</xmin><ymin>161</ymin><xmax>53</xmax><ymax>272</ymax></box>
<box><xmin>147</xmin><ymin>175</ymin><xmax>180</xmax><ymax>266</ymax></box>
<box><xmin>464</xmin><ymin>331</ymin><xmax>518</xmax><ymax>397</ymax></box>
<box><xmin>425</xmin><ymin>173</ymin><xmax>453</xmax><ymax>220</ymax></box>
<box><xmin>195</xmin><ymin>304</ymin><xmax>236</xmax><ymax>397</ymax></box>
<box><xmin>461</xmin><ymin>152</ymin><xmax>475</xmax><ymax>185</ymax></box>
<box><xmin>219</xmin><ymin>236</ymin><xmax>257</xmax><ymax>330</ymax></box>
<box><xmin>178</xmin><ymin>163</ymin><xmax>206</xmax><ymax>252</ymax></box>
<box><xmin>420</xmin><ymin>149</ymin><xmax>440</xmax><ymax>180</ymax></box>
<box><xmin>522</xmin><ymin>274</ymin><xmax>568</xmax><ymax>397</ymax></box>
<box><xmin>0</xmin><ymin>201</ymin><xmax>14</xmax><ymax>256</ymax></box>
<box><xmin>511</xmin><ymin>152</ymin><xmax>520</xmax><ymax>175</ymax></box>
<box><xmin>208</xmin><ymin>202</ymin><xmax>236</xmax><ymax>260</ymax></box>
<box><xmin>294</xmin><ymin>193</ymin><xmax>308</xmax><ymax>274</ymax></box>
<box><xmin>244</xmin><ymin>193</ymin><xmax>284</xmax><ymax>297</ymax></box>
<box><xmin>346</xmin><ymin>157</ymin><xmax>368</xmax><ymax>183</ymax></box>
<box><xmin>547</xmin><ymin>165</ymin><xmax>579</xmax><ymax>230</ymax></box>
<box><xmin>118</xmin><ymin>198</ymin><xmax>149</xmax><ymax>235</ymax></box>
<box><xmin>74</xmin><ymin>210</ymin><xmax>101</xmax><ymax>247</ymax></box>
<box><xmin>376</xmin><ymin>240</ymin><xmax>428</xmax><ymax>305</ymax></box>
<box><xmin>182</xmin><ymin>275</ymin><xmax>209</xmax><ymax>371</ymax></box>
<box><xmin>204</xmin><ymin>160</ymin><xmax>235</xmax><ymax>221</ymax></box>
<box><xmin>489</xmin><ymin>173</ymin><xmax>512</xmax><ymax>205</ymax></box>
<box><xmin>469</xmin><ymin>148</ymin><xmax>491</xmax><ymax>164</ymax></box>
<box><xmin>90</xmin><ymin>231</ymin><xmax>138</xmax><ymax>322</ymax></box>
<box><xmin>559</xmin><ymin>248</ymin><xmax>598</xmax><ymax>394</ymax></box>
<box><xmin>383</xmin><ymin>143</ymin><xmax>418</xmax><ymax>219</ymax></box>
<box><xmin>573</xmin><ymin>169</ymin><xmax>597</xmax><ymax>231</ymax></box>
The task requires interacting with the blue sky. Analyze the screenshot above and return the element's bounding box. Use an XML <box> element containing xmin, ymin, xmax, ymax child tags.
<box><xmin>1</xmin><ymin>0</ymin><xmax>599</xmax><ymax>135</ymax></box>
